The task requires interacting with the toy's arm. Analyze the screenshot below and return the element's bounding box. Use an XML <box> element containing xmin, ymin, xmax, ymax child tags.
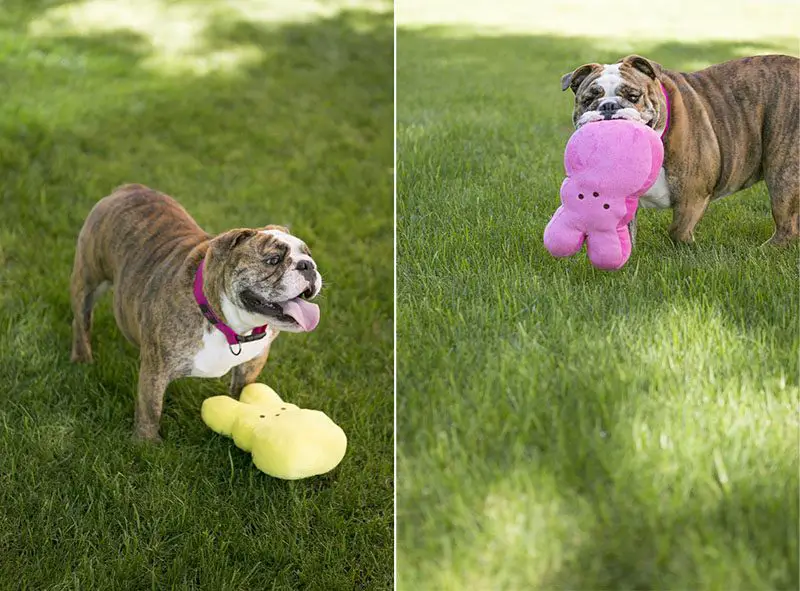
<box><xmin>201</xmin><ymin>396</ymin><xmax>241</xmax><ymax>436</ymax></box>
<box><xmin>543</xmin><ymin>206</ymin><xmax>586</xmax><ymax>258</ymax></box>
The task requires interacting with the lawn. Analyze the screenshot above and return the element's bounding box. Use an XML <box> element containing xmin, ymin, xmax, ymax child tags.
<box><xmin>396</xmin><ymin>3</ymin><xmax>799</xmax><ymax>589</ymax></box>
<box><xmin>0</xmin><ymin>1</ymin><xmax>393</xmax><ymax>589</ymax></box>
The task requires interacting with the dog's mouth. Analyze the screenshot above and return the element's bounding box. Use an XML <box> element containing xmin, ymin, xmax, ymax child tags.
<box><xmin>578</xmin><ymin>107</ymin><xmax>654</xmax><ymax>129</ymax></box>
<box><xmin>240</xmin><ymin>289</ymin><xmax>320</xmax><ymax>332</ymax></box>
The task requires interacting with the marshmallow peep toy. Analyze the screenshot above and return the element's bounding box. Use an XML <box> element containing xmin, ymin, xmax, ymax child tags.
<box><xmin>543</xmin><ymin>119</ymin><xmax>664</xmax><ymax>270</ymax></box>
<box><xmin>201</xmin><ymin>383</ymin><xmax>347</xmax><ymax>480</ymax></box>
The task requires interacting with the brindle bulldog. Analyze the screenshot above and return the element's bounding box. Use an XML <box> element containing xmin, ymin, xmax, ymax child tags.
<box><xmin>70</xmin><ymin>184</ymin><xmax>322</xmax><ymax>441</ymax></box>
<box><xmin>561</xmin><ymin>54</ymin><xmax>799</xmax><ymax>245</ymax></box>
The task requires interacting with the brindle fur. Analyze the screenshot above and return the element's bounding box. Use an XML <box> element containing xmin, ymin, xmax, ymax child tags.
<box><xmin>70</xmin><ymin>184</ymin><xmax>309</xmax><ymax>441</ymax></box>
<box><xmin>562</xmin><ymin>54</ymin><xmax>799</xmax><ymax>245</ymax></box>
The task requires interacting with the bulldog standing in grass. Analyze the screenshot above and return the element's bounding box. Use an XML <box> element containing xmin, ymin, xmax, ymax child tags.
<box><xmin>561</xmin><ymin>54</ymin><xmax>799</xmax><ymax>245</ymax></box>
<box><xmin>70</xmin><ymin>184</ymin><xmax>322</xmax><ymax>441</ymax></box>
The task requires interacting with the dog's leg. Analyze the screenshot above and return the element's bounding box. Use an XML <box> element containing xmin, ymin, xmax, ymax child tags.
<box><xmin>133</xmin><ymin>356</ymin><xmax>169</xmax><ymax>442</ymax></box>
<box><xmin>70</xmin><ymin>247</ymin><xmax>108</xmax><ymax>363</ymax></box>
<box><xmin>668</xmin><ymin>192</ymin><xmax>710</xmax><ymax>244</ymax></box>
<box><xmin>763</xmin><ymin>160</ymin><xmax>799</xmax><ymax>246</ymax></box>
<box><xmin>628</xmin><ymin>213</ymin><xmax>638</xmax><ymax>248</ymax></box>
<box><xmin>229</xmin><ymin>345</ymin><xmax>271</xmax><ymax>398</ymax></box>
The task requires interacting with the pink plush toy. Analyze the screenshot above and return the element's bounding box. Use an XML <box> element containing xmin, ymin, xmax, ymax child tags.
<box><xmin>543</xmin><ymin>119</ymin><xmax>664</xmax><ymax>270</ymax></box>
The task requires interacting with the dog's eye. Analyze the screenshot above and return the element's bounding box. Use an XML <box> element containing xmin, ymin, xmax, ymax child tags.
<box><xmin>265</xmin><ymin>255</ymin><xmax>282</xmax><ymax>265</ymax></box>
<box><xmin>627</xmin><ymin>93</ymin><xmax>641</xmax><ymax>103</ymax></box>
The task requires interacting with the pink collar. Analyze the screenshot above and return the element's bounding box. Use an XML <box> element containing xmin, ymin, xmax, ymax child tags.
<box><xmin>660</xmin><ymin>82</ymin><xmax>670</xmax><ymax>139</ymax></box>
<box><xmin>193</xmin><ymin>259</ymin><xmax>268</xmax><ymax>355</ymax></box>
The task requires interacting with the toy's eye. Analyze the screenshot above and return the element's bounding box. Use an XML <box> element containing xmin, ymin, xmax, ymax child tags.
<box><xmin>578</xmin><ymin>193</ymin><xmax>584</xmax><ymax>200</ymax></box>
<box><xmin>259</xmin><ymin>415</ymin><xmax>265</xmax><ymax>418</ymax></box>
<box><xmin>593</xmin><ymin>192</ymin><xmax>599</xmax><ymax>197</ymax></box>
<box><xmin>274</xmin><ymin>413</ymin><xmax>280</xmax><ymax>417</ymax></box>
<box><xmin>265</xmin><ymin>255</ymin><xmax>281</xmax><ymax>265</ymax></box>
<box><xmin>280</xmin><ymin>407</ymin><xmax>286</xmax><ymax>410</ymax></box>
<box><xmin>603</xmin><ymin>204</ymin><xmax>610</xmax><ymax>209</ymax></box>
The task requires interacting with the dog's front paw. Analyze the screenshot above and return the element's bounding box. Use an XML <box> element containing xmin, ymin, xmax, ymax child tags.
<box><xmin>763</xmin><ymin>231</ymin><xmax>799</xmax><ymax>247</ymax></box>
<box><xmin>132</xmin><ymin>428</ymin><xmax>163</xmax><ymax>444</ymax></box>
<box><xmin>668</xmin><ymin>227</ymin><xmax>696</xmax><ymax>245</ymax></box>
<box><xmin>70</xmin><ymin>350</ymin><xmax>93</xmax><ymax>364</ymax></box>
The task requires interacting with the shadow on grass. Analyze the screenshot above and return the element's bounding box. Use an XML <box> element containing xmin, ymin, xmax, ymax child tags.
<box><xmin>0</xmin><ymin>5</ymin><xmax>393</xmax><ymax>589</ymax></box>
<box><xmin>397</xmin><ymin>27</ymin><xmax>798</xmax><ymax>590</ymax></box>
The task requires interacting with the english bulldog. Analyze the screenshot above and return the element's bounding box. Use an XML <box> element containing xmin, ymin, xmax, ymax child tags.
<box><xmin>561</xmin><ymin>54</ymin><xmax>799</xmax><ymax>245</ymax></box>
<box><xmin>70</xmin><ymin>184</ymin><xmax>322</xmax><ymax>441</ymax></box>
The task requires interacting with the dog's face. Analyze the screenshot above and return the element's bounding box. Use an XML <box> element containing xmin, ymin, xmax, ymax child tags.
<box><xmin>212</xmin><ymin>225</ymin><xmax>322</xmax><ymax>333</ymax></box>
<box><xmin>561</xmin><ymin>55</ymin><xmax>667</xmax><ymax>132</ymax></box>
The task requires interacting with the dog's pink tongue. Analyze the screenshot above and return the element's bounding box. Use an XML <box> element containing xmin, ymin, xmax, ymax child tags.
<box><xmin>280</xmin><ymin>298</ymin><xmax>320</xmax><ymax>332</ymax></box>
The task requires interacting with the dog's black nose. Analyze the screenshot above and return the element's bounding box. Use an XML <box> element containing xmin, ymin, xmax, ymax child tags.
<box><xmin>598</xmin><ymin>101</ymin><xmax>621</xmax><ymax>119</ymax></box>
<box><xmin>296</xmin><ymin>259</ymin><xmax>315</xmax><ymax>271</ymax></box>
<box><xmin>598</xmin><ymin>101</ymin><xmax>620</xmax><ymax>112</ymax></box>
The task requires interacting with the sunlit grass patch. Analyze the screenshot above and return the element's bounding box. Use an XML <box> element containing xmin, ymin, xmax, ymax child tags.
<box><xmin>29</xmin><ymin>0</ymin><xmax>392</xmax><ymax>74</ymax></box>
<box><xmin>397</xmin><ymin>0</ymin><xmax>799</xmax><ymax>43</ymax></box>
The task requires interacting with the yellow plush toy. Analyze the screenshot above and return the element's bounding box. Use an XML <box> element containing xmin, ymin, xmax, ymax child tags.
<box><xmin>201</xmin><ymin>383</ymin><xmax>347</xmax><ymax>480</ymax></box>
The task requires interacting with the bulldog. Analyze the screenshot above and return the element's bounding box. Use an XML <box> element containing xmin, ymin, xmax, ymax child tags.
<box><xmin>561</xmin><ymin>54</ymin><xmax>799</xmax><ymax>245</ymax></box>
<box><xmin>70</xmin><ymin>184</ymin><xmax>322</xmax><ymax>441</ymax></box>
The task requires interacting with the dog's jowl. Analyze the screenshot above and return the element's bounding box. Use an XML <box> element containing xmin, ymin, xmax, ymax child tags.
<box><xmin>561</xmin><ymin>54</ymin><xmax>799</xmax><ymax>245</ymax></box>
<box><xmin>70</xmin><ymin>184</ymin><xmax>322</xmax><ymax>441</ymax></box>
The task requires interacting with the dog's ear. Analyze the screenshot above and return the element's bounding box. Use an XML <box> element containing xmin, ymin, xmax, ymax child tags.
<box><xmin>622</xmin><ymin>55</ymin><xmax>658</xmax><ymax>80</ymax></box>
<box><xmin>263</xmin><ymin>224</ymin><xmax>290</xmax><ymax>234</ymax></box>
<box><xmin>216</xmin><ymin>228</ymin><xmax>257</xmax><ymax>250</ymax></box>
<box><xmin>561</xmin><ymin>63</ymin><xmax>601</xmax><ymax>93</ymax></box>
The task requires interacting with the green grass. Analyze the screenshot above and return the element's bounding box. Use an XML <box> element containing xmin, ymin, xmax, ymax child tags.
<box><xmin>396</xmin><ymin>21</ymin><xmax>800</xmax><ymax>591</ymax></box>
<box><xmin>0</xmin><ymin>2</ymin><xmax>393</xmax><ymax>589</ymax></box>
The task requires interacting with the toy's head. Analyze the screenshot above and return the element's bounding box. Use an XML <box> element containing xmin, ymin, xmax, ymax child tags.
<box><xmin>250</xmin><ymin>406</ymin><xmax>346</xmax><ymax>480</ymax></box>
<box><xmin>201</xmin><ymin>384</ymin><xmax>347</xmax><ymax>480</ymax></box>
<box><xmin>563</xmin><ymin>118</ymin><xmax>663</xmax><ymax>200</ymax></box>
<box><xmin>559</xmin><ymin>176</ymin><xmax>631</xmax><ymax>229</ymax></box>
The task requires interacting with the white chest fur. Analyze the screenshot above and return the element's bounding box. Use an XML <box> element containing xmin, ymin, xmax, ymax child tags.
<box><xmin>640</xmin><ymin>167</ymin><xmax>671</xmax><ymax>209</ymax></box>
<box><xmin>190</xmin><ymin>326</ymin><xmax>277</xmax><ymax>378</ymax></box>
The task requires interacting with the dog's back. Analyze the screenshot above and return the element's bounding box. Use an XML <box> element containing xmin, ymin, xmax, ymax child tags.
<box><xmin>77</xmin><ymin>184</ymin><xmax>208</xmax><ymax>279</ymax></box>
<box><xmin>70</xmin><ymin>184</ymin><xmax>209</xmax><ymax>355</ymax></box>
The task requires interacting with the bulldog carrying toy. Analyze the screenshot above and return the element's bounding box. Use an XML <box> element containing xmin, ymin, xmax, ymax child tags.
<box><xmin>543</xmin><ymin>119</ymin><xmax>664</xmax><ymax>270</ymax></box>
<box><xmin>202</xmin><ymin>383</ymin><xmax>347</xmax><ymax>480</ymax></box>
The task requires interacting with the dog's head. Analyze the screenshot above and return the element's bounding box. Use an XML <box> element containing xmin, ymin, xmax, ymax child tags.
<box><xmin>209</xmin><ymin>225</ymin><xmax>322</xmax><ymax>333</ymax></box>
<box><xmin>561</xmin><ymin>55</ymin><xmax>668</xmax><ymax>132</ymax></box>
